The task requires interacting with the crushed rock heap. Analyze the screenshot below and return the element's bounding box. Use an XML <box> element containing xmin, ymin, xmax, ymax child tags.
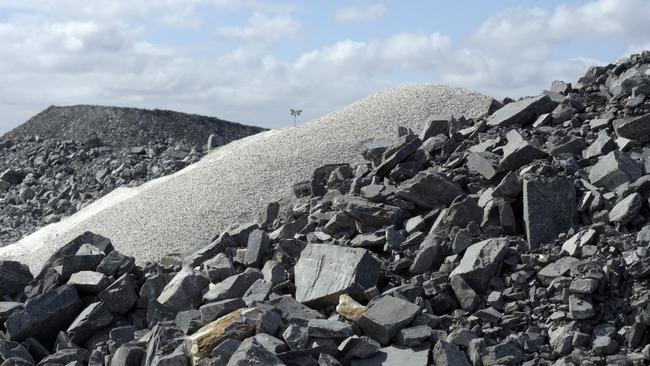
<box><xmin>2</xmin><ymin>52</ymin><xmax>650</xmax><ymax>366</ymax></box>
<box><xmin>0</xmin><ymin>106</ymin><xmax>265</xmax><ymax>245</ymax></box>
<box><xmin>3</xmin><ymin>105</ymin><xmax>265</xmax><ymax>148</ymax></box>
<box><xmin>0</xmin><ymin>137</ymin><xmax>202</xmax><ymax>245</ymax></box>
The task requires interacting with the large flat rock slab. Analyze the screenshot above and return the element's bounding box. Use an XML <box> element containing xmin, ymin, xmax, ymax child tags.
<box><xmin>523</xmin><ymin>178</ymin><xmax>577</xmax><ymax>249</ymax></box>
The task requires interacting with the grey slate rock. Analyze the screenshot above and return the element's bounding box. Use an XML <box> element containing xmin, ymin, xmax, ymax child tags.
<box><xmin>267</xmin><ymin>295</ymin><xmax>325</xmax><ymax>324</ymax></box>
<box><xmin>588</xmin><ymin>151</ymin><xmax>642</xmax><ymax>191</ymax></box>
<box><xmin>394</xmin><ymin>170</ymin><xmax>464</xmax><ymax>208</ymax></box>
<box><xmin>608</xmin><ymin>192</ymin><xmax>642</xmax><ymax>225</ymax></box>
<box><xmin>110</xmin><ymin>344</ymin><xmax>145</xmax><ymax>366</ymax></box>
<box><xmin>307</xmin><ymin>319</ymin><xmax>353</xmax><ymax>338</ymax></box>
<box><xmin>0</xmin><ymin>358</ymin><xmax>34</xmax><ymax>366</ymax></box>
<box><xmin>449</xmin><ymin>238</ymin><xmax>508</xmax><ymax>294</ymax></box>
<box><xmin>568</xmin><ymin>295</ymin><xmax>595</xmax><ymax>319</ymax></box>
<box><xmin>432</xmin><ymin>340</ymin><xmax>470</xmax><ymax>366</ymax></box>
<box><xmin>227</xmin><ymin>337</ymin><xmax>285</xmax><ymax>366</ymax></box>
<box><xmin>341</xmin><ymin>197</ymin><xmax>404</xmax><ymax>229</ymax></box>
<box><xmin>0</xmin><ymin>169</ymin><xmax>24</xmax><ymax>185</ymax></box>
<box><xmin>244</xmin><ymin>229</ymin><xmax>271</xmax><ymax>268</ymax></box>
<box><xmin>350</xmin><ymin>345</ymin><xmax>428</xmax><ymax>366</ymax></box>
<box><xmin>393</xmin><ymin>325</ymin><xmax>433</xmax><ymax>347</ymax></box>
<box><xmin>466</xmin><ymin>152</ymin><xmax>498</xmax><ymax>180</ymax></box>
<box><xmin>357</xmin><ymin>296</ymin><xmax>421</xmax><ymax>345</ymax></box>
<box><xmin>98</xmin><ymin>274</ymin><xmax>138</xmax><ymax>315</ymax></box>
<box><xmin>0</xmin><ymin>302</ymin><xmax>23</xmax><ymax>324</ymax></box>
<box><xmin>487</xmin><ymin>95</ymin><xmax>557</xmax><ymax>127</ymax></box>
<box><xmin>537</xmin><ymin>257</ymin><xmax>579</xmax><ymax>285</ymax></box>
<box><xmin>96</xmin><ymin>250</ymin><xmax>135</xmax><ymax>278</ymax></box>
<box><xmin>294</xmin><ymin>244</ymin><xmax>381</xmax><ymax>305</ymax></box>
<box><xmin>339</xmin><ymin>336</ymin><xmax>381</xmax><ymax>359</ymax></box>
<box><xmin>481</xmin><ymin>342</ymin><xmax>523</xmax><ymax>366</ymax></box>
<box><xmin>409</xmin><ymin>233</ymin><xmax>443</xmax><ymax>274</ymax></box>
<box><xmin>614</xmin><ymin>113</ymin><xmax>650</xmax><ymax>142</ymax></box>
<box><xmin>373</xmin><ymin>136</ymin><xmax>423</xmax><ymax>178</ymax></box>
<box><xmin>523</xmin><ymin>177</ymin><xmax>577</xmax><ymax>249</ymax></box>
<box><xmin>38</xmin><ymin>348</ymin><xmax>89</xmax><ymax>365</ymax></box>
<box><xmin>203</xmin><ymin>269</ymin><xmax>263</xmax><ymax>303</ymax></box>
<box><xmin>5</xmin><ymin>285</ymin><xmax>82</xmax><ymax>342</ymax></box>
<box><xmin>498</xmin><ymin>131</ymin><xmax>548</xmax><ymax>171</ymax></box>
<box><xmin>200</xmin><ymin>299</ymin><xmax>246</xmax><ymax>324</ymax></box>
<box><xmin>203</xmin><ymin>253</ymin><xmax>236</xmax><ymax>283</ymax></box>
<box><xmin>0</xmin><ymin>261</ymin><xmax>33</xmax><ymax>297</ymax></box>
<box><xmin>583</xmin><ymin>132</ymin><xmax>616</xmax><ymax>159</ymax></box>
<box><xmin>66</xmin><ymin>302</ymin><xmax>114</xmax><ymax>344</ymax></box>
<box><xmin>242</xmin><ymin>279</ymin><xmax>272</xmax><ymax>306</ymax></box>
<box><xmin>420</xmin><ymin>116</ymin><xmax>450</xmax><ymax>140</ymax></box>
<box><xmin>450</xmin><ymin>275</ymin><xmax>481</xmax><ymax>312</ymax></box>
<box><xmin>66</xmin><ymin>271</ymin><xmax>110</xmax><ymax>295</ymax></box>
<box><xmin>0</xmin><ymin>340</ymin><xmax>34</xmax><ymax>364</ymax></box>
<box><xmin>157</xmin><ymin>267</ymin><xmax>210</xmax><ymax>312</ymax></box>
<box><xmin>175</xmin><ymin>309</ymin><xmax>202</xmax><ymax>335</ymax></box>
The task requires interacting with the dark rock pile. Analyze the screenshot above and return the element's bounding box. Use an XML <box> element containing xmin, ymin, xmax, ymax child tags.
<box><xmin>3</xmin><ymin>105</ymin><xmax>266</xmax><ymax>148</ymax></box>
<box><xmin>1</xmin><ymin>137</ymin><xmax>217</xmax><ymax>245</ymax></box>
<box><xmin>2</xmin><ymin>53</ymin><xmax>650</xmax><ymax>365</ymax></box>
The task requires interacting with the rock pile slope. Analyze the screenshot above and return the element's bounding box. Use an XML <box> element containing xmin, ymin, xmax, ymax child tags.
<box><xmin>0</xmin><ymin>85</ymin><xmax>496</xmax><ymax>271</ymax></box>
<box><xmin>2</xmin><ymin>52</ymin><xmax>650</xmax><ymax>365</ymax></box>
<box><xmin>3</xmin><ymin>105</ymin><xmax>265</xmax><ymax>148</ymax></box>
<box><xmin>0</xmin><ymin>137</ymin><xmax>204</xmax><ymax>245</ymax></box>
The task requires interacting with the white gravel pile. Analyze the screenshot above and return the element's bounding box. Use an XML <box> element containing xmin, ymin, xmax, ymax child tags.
<box><xmin>0</xmin><ymin>84</ymin><xmax>495</xmax><ymax>272</ymax></box>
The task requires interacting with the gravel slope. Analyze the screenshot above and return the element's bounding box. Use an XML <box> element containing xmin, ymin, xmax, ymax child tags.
<box><xmin>0</xmin><ymin>84</ymin><xmax>495</xmax><ymax>271</ymax></box>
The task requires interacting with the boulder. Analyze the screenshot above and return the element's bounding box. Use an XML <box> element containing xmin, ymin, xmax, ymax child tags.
<box><xmin>449</xmin><ymin>238</ymin><xmax>509</xmax><ymax>294</ymax></box>
<box><xmin>350</xmin><ymin>345</ymin><xmax>429</xmax><ymax>366</ymax></box>
<box><xmin>588</xmin><ymin>151</ymin><xmax>642</xmax><ymax>191</ymax></box>
<box><xmin>66</xmin><ymin>302</ymin><xmax>114</xmax><ymax>344</ymax></box>
<box><xmin>294</xmin><ymin>244</ymin><xmax>381</xmax><ymax>305</ymax></box>
<box><xmin>487</xmin><ymin>95</ymin><xmax>557</xmax><ymax>127</ymax></box>
<box><xmin>157</xmin><ymin>267</ymin><xmax>210</xmax><ymax>312</ymax></box>
<box><xmin>0</xmin><ymin>261</ymin><xmax>32</xmax><ymax>297</ymax></box>
<box><xmin>394</xmin><ymin>170</ymin><xmax>464</xmax><ymax>208</ymax></box>
<box><xmin>5</xmin><ymin>285</ymin><xmax>82</xmax><ymax>342</ymax></box>
<box><xmin>523</xmin><ymin>177</ymin><xmax>577</xmax><ymax>249</ymax></box>
<box><xmin>357</xmin><ymin>296</ymin><xmax>421</xmax><ymax>345</ymax></box>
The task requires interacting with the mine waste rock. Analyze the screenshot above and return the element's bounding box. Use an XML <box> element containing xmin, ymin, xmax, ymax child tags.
<box><xmin>3</xmin><ymin>105</ymin><xmax>265</xmax><ymax>148</ymax></box>
<box><xmin>3</xmin><ymin>52</ymin><xmax>650</xmax><ymax>365</ymax></box>
<box><xmin>0</xmin><ymin>107</ymin><xmax>265</xmax><ymax>245</ymax></box>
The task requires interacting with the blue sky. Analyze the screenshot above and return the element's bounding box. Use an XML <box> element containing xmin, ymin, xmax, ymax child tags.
<box><xmin>0</xmin><ymin>0</ymin><xmax>648</xmax><ymax>132</ymax></box>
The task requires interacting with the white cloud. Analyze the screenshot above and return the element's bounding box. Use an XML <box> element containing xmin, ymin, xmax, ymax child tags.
<box><xmin>215</xmin><ymin>12</ymin><xmax>301</xmax><ymax>44</ymax></box>
<box><xmin>333</xmin><ymin>4</ymin><xmax>386</xmax><ymax>24</ymax></box>
<box><xmin>0</xmin><ymin>0</ymin><xmax>649</xmax><ymax>133</ymax></box>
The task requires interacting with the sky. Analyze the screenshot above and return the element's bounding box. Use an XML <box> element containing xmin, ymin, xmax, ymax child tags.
<box><xmin>0</xmin><ymin>0</ymin><xmax>649</xmax><ymax>132</ymax></box>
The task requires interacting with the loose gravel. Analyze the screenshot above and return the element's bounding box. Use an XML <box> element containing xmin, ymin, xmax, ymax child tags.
<box><xmin>0</xmin><ymin>84</ymin><xmax>494</xmax><ymax>272</ymax></box>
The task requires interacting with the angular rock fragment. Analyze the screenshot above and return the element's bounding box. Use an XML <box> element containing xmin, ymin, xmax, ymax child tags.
<box><xmin>466</xmin><ymin>152</ymin><xmax>498</xmax><ymax>180</ymax></box>
<box><xmin>98</xmin><ymin>274</ymin><xmax>138</xmax><ymax>315</ymax></box>
<box><xmin>66</xmin><ymin>302</ymin><xmax>114</xmax><ymax>344</ymax></box>
<box><xmin>432</xmin><ymin>340</ymin><xmax>470</xmax><ymax>366</ymax></box>
<box><xmin>394</xmin><ymin>170</ymin><xmax>463</xmax><ymax>208</ymax></box>
<box><xmin>227</xmin><ymin>337</ymin><xmax>286</xmax><ymax>366</ymax></box>
<box><xmin>307</xmin><ymin>319</ymin><xmax>353</xmax><ymax>338</ymax></box>
<box><xmin>5</xmin><ymin>285</ymin><xmax>82</xmax><ymax>342</ymax></box>
<box><xmin>244</xmin><ymin>229</ymin><xmax>271</xmax><ymax>268</ymax></box>
<box><xmin>337</xmin><ymin>294</ymin><xmax>368</xmax><ymax>321</ymax></box>
<box><xmin>449</xmin><ymin>238</ymin><xmax>508</xmax><ymax>294</ymax></box>
<box><xmin>373</xmin><ymin>136</ymin><xmax>423</xmax><ymax>177</ymax></box>
<box><xmin>157</xmin><ymin>267</ymin><xmax>210</xmax><ymax>312</ymax></box>
<box><xmin>499</xmin><ymin>131</ymin><xmax>548</xmax><ymax>171</ymax></box>
<box><xmin>67</xmin><ymin>271</ymin><xmax>110</xmax><ymax>294</ymax></box>
<box><xmin>608</xmin><ymin>193</ymin><xmax>642</xmax><ymax>225</ymax></box>
<box><xmin>588</xmin><ymin>151</ymin><xmax>642</xmax><ymax>191</ymax></box>
<box><xmin>203</xmin><ymin>269</ymin><xmax>263</xmax><ymax>303</ymax></box>
<box><xmin>614</xmin><ymin>113</ymin><xmax>650</xmax><ymax>142</ymax></box>
<box><xmin>487</xmin><ymin>95</ymin><xmax>557</xmax><ymax>127</ymax></box>
<box><xmin>0</xmin><ymin>261</ymin><xmax>32</xmax><ymax>297</ymax></box>
<box><xmin>351</xmin><ymin>345</ymin><xmax>429</xmax><ymax>366</ymax></box>
<box><xmin>294</xmin><ymin>244</ymin><xmax>381</xmax><ymax>305</ymax></box>
<box><xmin>357</xmin><ymin>296</ymin><xmax>420</xmax><ymax>345</ymax></box>
<box><xmin>537</xmin><ymin>257</ymin><xmax>579</xmax><ymax>285</ymax></box>
<box><xmin>523</xmin><ymin>177</ymin><xmax>577</xmax><ymax>249</ymax></box>
<box><xmin>420</xmin><ymin>116</ymin><xmax>450</xmax><ymax>140</ymax></box>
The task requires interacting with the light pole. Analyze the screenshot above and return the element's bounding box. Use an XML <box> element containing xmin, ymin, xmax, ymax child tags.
<box><xmin>290</xmin><ymin>108</ymin><xmax>302</xmax><ymax>127</ymax></box>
